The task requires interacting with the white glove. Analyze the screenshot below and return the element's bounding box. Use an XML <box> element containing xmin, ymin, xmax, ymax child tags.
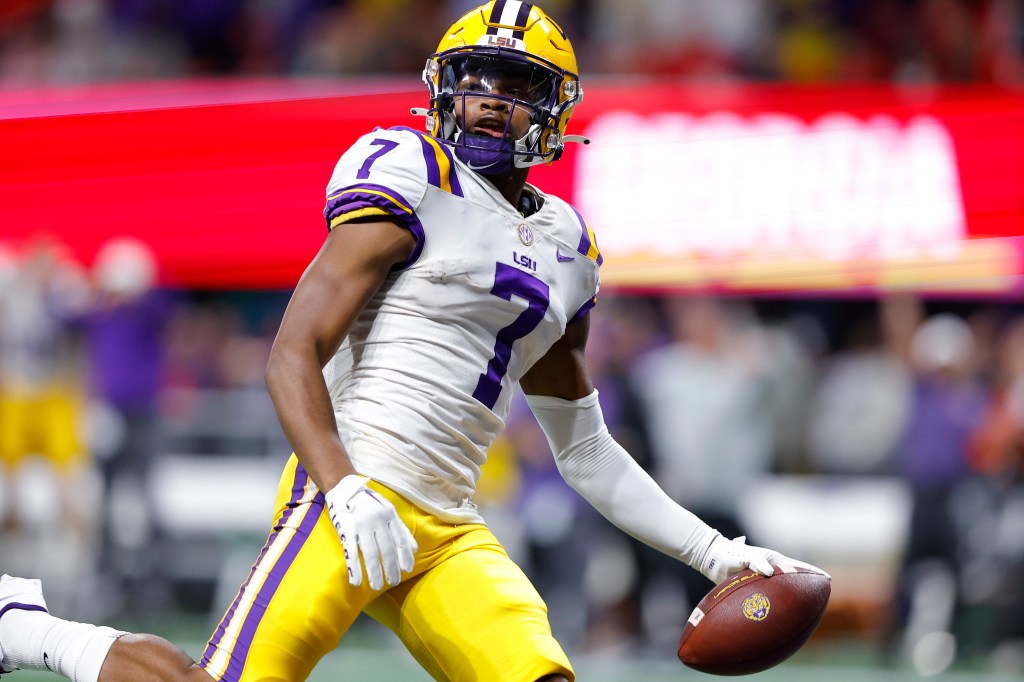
<box><xmin>325</xmin><ymin>475</ymin><xmax>418</xmax><ymax>590</ymax></box>
<box><xmin>699</xmin><ymin>534</ymin><xmax>831</xmax><ymax>585</ymax></box>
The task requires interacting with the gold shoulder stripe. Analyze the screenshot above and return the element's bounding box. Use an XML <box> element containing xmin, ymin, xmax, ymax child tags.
<box><xmin>329</xmin><ymin>207</ymin><xmax>392</xmax><ymax>229</ymax></box>
<box><xmin>584</xmin><ymin>223</ymin><xmax>601</xmax><ymax>263</ymax></box>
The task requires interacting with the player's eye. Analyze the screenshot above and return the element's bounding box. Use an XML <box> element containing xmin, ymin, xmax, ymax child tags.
<box><xmin>456</xmin><ymin>78</ymin><xmax>485</xmax><ymax>93</ymax></box>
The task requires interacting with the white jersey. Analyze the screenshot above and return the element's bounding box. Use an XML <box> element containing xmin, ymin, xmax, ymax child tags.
<box><xmin>321</xmin><ymin>126</ymin><xmax>601</xmax><ymax>523</ymax></box>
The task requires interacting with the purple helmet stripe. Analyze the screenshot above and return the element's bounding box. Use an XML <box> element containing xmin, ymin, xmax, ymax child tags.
<box><xmin>488</xmin><ymin>0</ymin><xmax>506</xmax><ymax>26</ymax></box>
<box><xmin>512</xmin><ymin>2</ymin><xmax>531</xmax><ymax>38</ymax></box>
<box><xmin>200</xmin><ymin>464</ymin><xmax>308</xmax><ymax>676</ymax></box>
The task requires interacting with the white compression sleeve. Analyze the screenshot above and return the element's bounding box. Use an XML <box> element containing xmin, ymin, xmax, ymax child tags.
<box><xmin>525</xmin><ymin>390</ymin><xmax>719</xmax><ymax>569</ymax></box>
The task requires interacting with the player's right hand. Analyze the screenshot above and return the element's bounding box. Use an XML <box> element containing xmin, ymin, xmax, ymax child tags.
<box><xmin>325</xmin><ymin>475</ymin><xmax>418</xmax><ymax>590</ymax></box>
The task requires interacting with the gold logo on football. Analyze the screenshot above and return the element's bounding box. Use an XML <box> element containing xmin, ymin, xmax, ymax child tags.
<box><xmin>741</xmin><ymin>593</ymin><xmax>771</xmax><ymax>622</ymax></box>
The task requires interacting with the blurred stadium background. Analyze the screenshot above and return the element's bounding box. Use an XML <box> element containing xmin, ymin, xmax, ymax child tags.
<box><xmin>2</xmin><ymin>0</ymin><xmax>1024</xmax><ymax>680</ymax></box>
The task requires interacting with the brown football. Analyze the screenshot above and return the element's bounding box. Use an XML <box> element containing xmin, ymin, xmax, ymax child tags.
<box><xmin>677</xmin><ymin>566</ymin><xmax>831</xmax><ymax>676</ymax></box>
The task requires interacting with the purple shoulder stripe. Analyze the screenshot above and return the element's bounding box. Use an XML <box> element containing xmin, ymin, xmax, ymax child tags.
<box><xmin>569</xmin><ymin>296</ymin><xmax>598</xmax><ymax>325</ymax></box>
<box><xmin>569</xmin><ymin>204</ymin><xmax>603</xmax><ymax>265</ymax></box>
<box><xmin>324</xmin><ymin>182</ymin><xmax>412</xmax><ymax>224</ymax></box>
<box><xmin>392</xmin><ymin>126</ymin><xmax>464</xmax><ymax>197</ymax></box>
<box><xmin>0</xmin><ymin>602</ymin><xmax>48</xmax><ymax>620</ymax></box>
<box><xmin>323</xmin><ymin>182</ymin><xmax>425</xmax><ymax>270</ymax></box>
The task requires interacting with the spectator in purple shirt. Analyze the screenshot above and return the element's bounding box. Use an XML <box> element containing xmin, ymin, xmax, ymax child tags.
<box><xmin>76</xmin><ymin>238</ymin><xmax>176</xmax><ymax>615</ymax></box>
<box><xmin>882</xmin><ymin>295</ymin><xmax>988</xmax><ymax>667</ymax></box>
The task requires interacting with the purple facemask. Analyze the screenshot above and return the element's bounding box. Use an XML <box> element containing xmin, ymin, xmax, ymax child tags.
<box><xmin>454</xmin><ymin>132</ymin><xmax>517</xmax><ymax>175</ymax></box>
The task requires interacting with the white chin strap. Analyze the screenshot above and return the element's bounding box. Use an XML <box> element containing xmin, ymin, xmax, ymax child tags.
<box><xmin>410</xmin><ymin>107</ymin><xmax>590</xmax><ymax>166</ymax></box>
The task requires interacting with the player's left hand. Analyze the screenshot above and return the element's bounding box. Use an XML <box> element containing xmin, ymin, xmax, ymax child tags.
<box><xmin>699</xmin><ymin>534</ymin><xmax>830</xmax><ymax>585</ymax></box>
<box><xmin>326</xmin><ymin>475</ymin><xmax>418</xmax><ymax>591</ymax></box>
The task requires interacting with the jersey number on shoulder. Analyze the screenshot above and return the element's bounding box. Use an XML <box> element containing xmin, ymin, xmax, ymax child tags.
<box><xmin>473</xmin><ymin>263</ymin><xmax>550</xmax><ymax>410</ymax></box>
<box><xmin>356</xmin><ymin>139</ymin><xmax>399</xmax><ymax>179</ymax></box>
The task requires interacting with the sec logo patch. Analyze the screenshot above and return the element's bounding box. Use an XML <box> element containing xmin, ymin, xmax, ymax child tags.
<box><xmin>517</xmin><ymin>223</ymin><xmax>535</xmax><ymax>246</ymax></box>
<box><xmin>742</xmin><ymin>593</ymin><xmax>771</xmax><ymax>622</ymax></box>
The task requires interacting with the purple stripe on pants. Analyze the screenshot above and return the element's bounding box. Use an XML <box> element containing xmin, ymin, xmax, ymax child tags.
<box><xmin>224</xmin><ymin>486</ymin><xmax>325</xmax><ymax>680</ymax></box>
<box><xmin>200</xmin><ymin>463</ymin><xmax>319</xmax><ymax>680</ymax></box>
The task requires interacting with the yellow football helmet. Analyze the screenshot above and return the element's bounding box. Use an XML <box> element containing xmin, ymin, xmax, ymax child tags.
<box><xmin>419</xmin><ymin>1</ymin><xmax>586</xmax><ymax>174</ymax></box>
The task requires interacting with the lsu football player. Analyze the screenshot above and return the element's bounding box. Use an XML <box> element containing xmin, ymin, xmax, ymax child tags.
<box><xmin>0</xmin><ymin>2</ymin><xmax>826</xmax><ymax>681</ymax></box>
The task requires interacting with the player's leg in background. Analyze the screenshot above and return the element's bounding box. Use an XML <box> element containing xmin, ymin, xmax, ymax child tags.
<box><xmin>1</xmin><ymin>455</ymin><xmax>372</xmax><ymax>682</ymax></box>
<box><xmin>0</xmin><ymin>574</ymin><xmax>205</xmax><ymax>682</ymax></box>
<box><xmin>98</xmin><ymin>634</ymin><xmax>215</xmax><ymax>682</ymax></box>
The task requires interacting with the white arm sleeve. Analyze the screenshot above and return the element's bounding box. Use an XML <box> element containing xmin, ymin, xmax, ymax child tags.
<box><xmin>525</xmin><ymin>390</ymin><xmax>719</xmax><ymax>569</ymax></box>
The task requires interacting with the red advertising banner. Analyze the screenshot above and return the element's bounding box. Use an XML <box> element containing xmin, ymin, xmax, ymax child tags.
<box><xmin>1</xmin><ymin>79</ymin><xmax>1022</xmax><ymax>294</ymax></box>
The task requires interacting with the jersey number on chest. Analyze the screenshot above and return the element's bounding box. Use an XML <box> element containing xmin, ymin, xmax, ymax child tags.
<box><xmin>472</xmin><ymin>262</ymin><xmax>550</xmax><ymax>410</ymax></box>
<box><xmin>354</xmin><ymin>141</ymin><xmax>552</xmax><ymax>411</ymax></box>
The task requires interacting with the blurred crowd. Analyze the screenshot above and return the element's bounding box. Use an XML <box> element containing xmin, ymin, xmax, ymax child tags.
<box><xmin>0</xmin><ymin>0</ymin><xmax>1022</xmax><ymax>85</ymax></box>
<box><xmin>1</xmin><ymin>237</ymin><xmax>1024</xmax><ymax>674</ymax></box>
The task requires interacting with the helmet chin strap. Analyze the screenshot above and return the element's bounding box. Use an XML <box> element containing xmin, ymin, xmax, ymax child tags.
<box><xmin>410</xmin><ymin>107</ymin><xmax>590</xmax><ymax>171</ymax></box>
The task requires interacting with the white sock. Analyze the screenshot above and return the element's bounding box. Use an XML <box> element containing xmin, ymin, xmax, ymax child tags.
<box><xmin>0</xmin><ymin>609</ymin><xmax>125</xmax><ymax>682</ymax></box>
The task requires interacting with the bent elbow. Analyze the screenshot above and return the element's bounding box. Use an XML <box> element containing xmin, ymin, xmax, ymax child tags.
<box><xmin>264</xmin><ymin>346</ymin><xmax>287</xmax><ymax>395</ymax></box>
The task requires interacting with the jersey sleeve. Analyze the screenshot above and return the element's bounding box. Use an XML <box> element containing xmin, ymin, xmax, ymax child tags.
<box><xmin>323</xmin><ymin>128</ymin><xmax>435</xmax><ymax>265</ymax></box>
<box><xmin>560</xmin><ymin>199</ymin><xmax>603</xmax><ymax>324</ymax></box>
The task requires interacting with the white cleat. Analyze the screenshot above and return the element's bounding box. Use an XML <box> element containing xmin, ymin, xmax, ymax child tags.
<box><xmin>0</xmin><ymin>575</ymin><xmax>49</xmax><ymax>674</ymax></box>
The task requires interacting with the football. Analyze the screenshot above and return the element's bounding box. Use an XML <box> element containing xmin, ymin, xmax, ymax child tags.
<box><xmin>677</xmin><ymin>566</ymin><xmax>831</xmax><ymax>676</ymax></box>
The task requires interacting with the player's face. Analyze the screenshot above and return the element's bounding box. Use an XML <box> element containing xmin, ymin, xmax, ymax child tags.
<box><xmin>450</xmin><ymin>58</ymin><xmax>552</xmax><ymax>141</ymax></box>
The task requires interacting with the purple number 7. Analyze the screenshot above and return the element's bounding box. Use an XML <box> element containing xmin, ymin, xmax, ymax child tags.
<box><xmin>356</xmin><ymin>138</ymin><xmax>399</xmax><ymax>179</ymax></box>
<box><xmin>473</xmin><ymin>262</ymin><xmax>550</xmax><ymax>410</ymax></box>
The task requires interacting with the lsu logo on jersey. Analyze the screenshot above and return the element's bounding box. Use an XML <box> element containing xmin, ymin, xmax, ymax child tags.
<box><xmin>741</xmin><ymin>593</ymin><xmax>771</xmax><ymax>622</ymax></box>
<box><xmin>513</xmin><ymin>252</ymin><xmax>537</xmax><ymax>271</ymax></box>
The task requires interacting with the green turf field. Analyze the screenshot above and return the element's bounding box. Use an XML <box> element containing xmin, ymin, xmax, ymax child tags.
<box><xmin>11</xmin><ymin>635</ymin><xmax>1019</xmax><ymax>681</ymax></box>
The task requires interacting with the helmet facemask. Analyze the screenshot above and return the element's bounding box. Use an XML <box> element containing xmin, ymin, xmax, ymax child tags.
<box><xmin>423</xmin><ymin>50</ymin><xmax>580</xmax><ymax>175</ymax></box>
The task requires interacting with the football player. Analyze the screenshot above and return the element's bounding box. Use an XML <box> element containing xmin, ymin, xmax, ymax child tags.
<box><xmin>0</xmin><ymin>3</ymin><xmax>825</xmax><ymax>681</ymax></box>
